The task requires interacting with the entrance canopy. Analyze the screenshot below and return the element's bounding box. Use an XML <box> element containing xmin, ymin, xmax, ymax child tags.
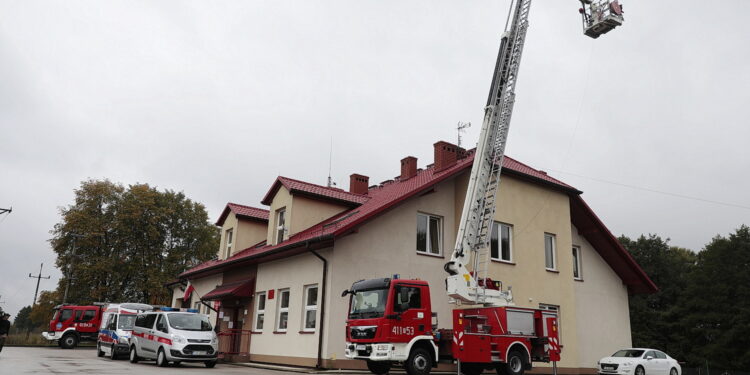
<box><xmin>201</xmin><ymin>279</ymin><xmax>255</xmax><ymax>301</ymax></box>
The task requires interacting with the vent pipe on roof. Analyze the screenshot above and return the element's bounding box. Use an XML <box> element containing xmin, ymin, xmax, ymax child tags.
<box><xmin>349</xmin><ymin>174</ymin><xmax>369</xmax><ymax>195</ymax></box>
<box><xmin>400</xmin><ymin>156</ymin><xmax>418</xmax><ymax>180</ymax></box>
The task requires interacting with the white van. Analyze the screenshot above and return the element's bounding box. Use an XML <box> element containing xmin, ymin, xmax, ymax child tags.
<box><xmin>97</xmin><ymin>303</ymin><xmax>153</xmax><ymax>359</ymax></box>
<box><xmin>128</xmin><ymin>308</ymin><xmax>218</xmax><ymax>368</ymax></box>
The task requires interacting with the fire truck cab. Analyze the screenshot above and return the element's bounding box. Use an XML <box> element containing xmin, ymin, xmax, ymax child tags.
<box><xmin>42</xmin><ymin>304</ymin><xmax>102</xmax><ymax>349</ymax></box>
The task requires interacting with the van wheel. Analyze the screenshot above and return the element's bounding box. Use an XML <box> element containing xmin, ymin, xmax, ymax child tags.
<box><xmin>96</xmin><ymin>343</ymin><xmax>104</xmax><ymax>357</ymax></box>
<box><xmin>157</xmin><ymin>348</ymin><xmax>169</xmax><ymax>367</ymax></box>
<box><xmin>205</xmin><ymin>361</ymin><xmax>217</xmax><ymax>368</ymax></box>
<box><xmin>110</xmin><ymin>344</ymin><xmax>118</xmax><ymax>360</ymax></box>
<box><xmin>367</xmin><ymin>360</ymin><xmax>392</xmax><ymax>374</ymax></box>
<box><xmin>498</xmin><ymin>351</ymin><xmax>525</xmax><ymax>375</ymax></box>
<box><xmin>129</xmin><ymin>346</ymin><xmax>139</xmax><ymax>363</ymax></box>
<box><xmin>405</xmin><ymin>347</ymin><xmax>432</xmax><ymax>375</ymax></box>
<box><xmin>60</xmin><ymin>334</ymin><xmax>78</xmax><ymax>349</ymax></box>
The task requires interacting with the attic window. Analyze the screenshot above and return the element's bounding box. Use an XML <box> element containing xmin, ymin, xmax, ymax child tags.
<box><xmin>275</xmin><ymin>208</ymin><xmax>286</xmax><ymax>244</ymax></box>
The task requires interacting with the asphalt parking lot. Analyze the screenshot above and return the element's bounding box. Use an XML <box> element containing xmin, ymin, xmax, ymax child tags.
<box><xmin>0</xmin><ymin>347</ymin><xmax>290</xmax><ymax>375</ymax></box>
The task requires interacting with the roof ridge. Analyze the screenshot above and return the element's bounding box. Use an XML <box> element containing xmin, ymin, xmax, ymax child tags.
<box><xmin>227</xmin><ymin>202</ymin><xmax>269</xmax><ymax>212</ymax></box>
<box><xmin>278</xmin><ymin>175</ymin><xmax>366</xmax><ymax>196</ymax></box>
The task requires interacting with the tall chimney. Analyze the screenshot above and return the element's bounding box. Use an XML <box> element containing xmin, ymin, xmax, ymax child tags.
<box><xmin>400</xmin><ymin>156</ymin><xmax>418</xmax><ymax>180</ymax></box>
<box><xmin>433</xmin><ymin>141</ymin><xmax>461</xmax><ymax>172</ymax></box>
<box><xmin>349</xmin><ymin>174</ymin><xmax>369</xmax><ymax>195</ymax></box>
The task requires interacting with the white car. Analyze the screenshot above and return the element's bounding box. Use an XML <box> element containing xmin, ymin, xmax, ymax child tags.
<box><xmin>599</xmin><ymin>348</ymin><xmax>681</xmax><ymax>375</ymax></box>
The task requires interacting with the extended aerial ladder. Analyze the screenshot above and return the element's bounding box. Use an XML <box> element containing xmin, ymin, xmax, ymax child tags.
<box><xmin>444</xmin><ymin>0</ymin><xmax>623</xmax><ymax>307</ymax></box>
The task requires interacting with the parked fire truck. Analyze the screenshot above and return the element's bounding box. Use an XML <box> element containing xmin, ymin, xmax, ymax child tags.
<box><xmin>342</xmin><ymin>1</ymin><xmax>623</xmax><ymax>375</ymax></box>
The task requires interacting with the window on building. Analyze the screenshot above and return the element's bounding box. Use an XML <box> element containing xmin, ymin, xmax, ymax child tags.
<box><xmin>491</xmin><ymin>222</ymin><xmax>513</xmax><ymax>262</ymax></box>
<box><xmin>572</xmin><ymin>246</ymin><xmax>582</xmax><ymax>280</ymax></box>
<box><xmin>275</xmin><ymin>208</ymin><xmax>286</xmax><ymax>244</ymax></box>
<box><xmin>416</xmin><ymin>213</ymin><xmax>442</xmax><ymax>256</ymax></box>
<box><xmin>276</xmin><ymin>289</ymin><xmax>290</xmax><ymax>332</ymax></box>
<box><xmin>254</xmin><ymin>292</ymin><xmax>266</xmax><ymax>332</ymax></box>
<box><xmin>224</xmin><ymin>229</ymin><xmax>233</xmax><ymax>258</ymax></box>
<box><xmin>302</xmin><ymin>285</ymin><xmax>318</xmax><ymax>332</ymax></box>
<box><xmin>393</xmin><ymin>286</ymin><xmax>422</xmax><ymax>313</ymax></box>
<box><xmin>544</xmin><ymin>233</ymin><xmax>557</xmax><ymax>270</ymax></box>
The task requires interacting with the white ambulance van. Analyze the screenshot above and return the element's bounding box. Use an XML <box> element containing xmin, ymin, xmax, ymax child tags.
<box><xmin>97</xmin><ymin>303</ymin><xmax>153</xmax><ymax>359</ymax></box>
<box><xmin>128</xmin><ymin>307</ymin><xmax>218</xmax><ymax>368</ymax></box>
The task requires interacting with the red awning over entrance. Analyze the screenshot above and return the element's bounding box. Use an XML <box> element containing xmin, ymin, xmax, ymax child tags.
<box><xmin>201</xmin><ymin>279</ymin><xmax>254</xmax><ymax>301</ymax></box>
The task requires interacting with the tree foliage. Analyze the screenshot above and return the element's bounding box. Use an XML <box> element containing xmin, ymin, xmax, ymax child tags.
<box><xmin>50</xmin><ymin>179</ymin><xmax>219</xmax><ymax>306</ymax></box>
<box><xmin>622</xmin><ymin>226</ymin><xmax>750</xmax><ymax>370</ymax></box>
<box><xmin>12</xmin><ymin>305</ymin><xmax>35</xmax><ymax>331</ymax></box>
<box><xmin>29</xmin><ymin>290</ymin><xmax>60</xmax><ymax>328</ymax></box>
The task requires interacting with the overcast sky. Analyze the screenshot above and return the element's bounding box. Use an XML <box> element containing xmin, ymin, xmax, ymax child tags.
<box><xmin>1</xmin><ymin>0</ymin><xmax>748</xmax><ymax>317</ymax></box>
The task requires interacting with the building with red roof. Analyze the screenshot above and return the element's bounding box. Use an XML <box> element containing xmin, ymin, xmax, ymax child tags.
<box><xmin>168</xmin><ymin>140</ymin><xmax>656</xmax><ymax>372</ymax></box>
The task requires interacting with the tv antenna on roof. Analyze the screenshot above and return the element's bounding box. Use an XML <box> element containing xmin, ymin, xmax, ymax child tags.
<box><xmin>457</xmin><ymin>122</ymin><xmax>471</xmax><ymax>148</ymax></box>
<box><xmin>327</xmin><ymin>137</ymin><xmax>336</xmax><ymax>188</ymax></box>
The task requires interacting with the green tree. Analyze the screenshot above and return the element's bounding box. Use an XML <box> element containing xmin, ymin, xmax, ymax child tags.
<box><xmin>619</xmin><ymin>234</ymin><xmax>696</xmax><ymax>361</ymax></box>
<box><xmin>682</xmin><ymin>225</ymin><xmax>750</xmax><ymax>370</ymax></box>
<box><xmin>12</xmin><ymin>305</ymin><xmax>35</xmax><ymax>331</ymax></box>
<box><xmin>29</xmin><ymin>290</ymin><xmax>60</xmax><ymax>328</ymax></box>
<box><xmin>50</xmin><ymin>179</ymin><xmax>219</xmax><ymax>306</ymax></box>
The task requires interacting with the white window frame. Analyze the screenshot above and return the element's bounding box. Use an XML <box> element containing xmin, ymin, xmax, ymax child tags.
<box><xmin>544</xmin><ymin>233</ymin><xmax>557</xmax><ymax>271</ymax></box>
<box><xmin>224</xmin><ymin>228</ymin><xmax>233</xmax><ymax>258</ymax></box>
<box><xmin>275</xmin><ymin>208</ymin><xmax>286</xmax><ymax>244</ymax></box>
<box><xmin>416</xmin><ymin>213</ymin><xmax>443</xmax><ymax>256</ymax></box>
<box><xmin>275</xmin><ymin>288</ymin><xmax>290</xmax><ymax>332</ymax></box>
<box><xmin>253</xmin><ymin>292</ymin><xmax>266</xmax><ymax>332</ymax></box>
<box><xmin>572</xmin><ymin>245</ymin><xmax>583</xmax><ymax>280</ymax></box>
<box><xmin>491</xmin><ymin>222</ymin><xmax>514</xmax><ymax>263</ymax></box>
<box><xmin>302</xmin><ymin>284</ymin><xmax>318</xmax><ymax>332</ymax></box>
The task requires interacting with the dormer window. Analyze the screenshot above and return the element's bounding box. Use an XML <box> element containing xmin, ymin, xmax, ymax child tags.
<box><xmin>225</xmin><ymin>229</ymin><xmax>233</xmax><ymax>258</ymax></box>
<box><xmin>275</xmin><ymin>208</ymin><xmax>286</xmax><ymax>244</ymax></box>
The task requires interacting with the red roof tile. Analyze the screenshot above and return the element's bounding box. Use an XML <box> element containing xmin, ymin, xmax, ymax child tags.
<box><xmin>261</xmin><ymin>176</ymin><xmax>369</xmax><ymax>206</ymax></box>
<box><xmin>215</xmin><ymin>203</ymin><xmax>269</xmax><ymax>226</ymax></box>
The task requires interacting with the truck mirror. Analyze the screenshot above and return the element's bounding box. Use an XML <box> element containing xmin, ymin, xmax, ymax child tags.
<box><xmin>341</xmin><ymin>290</ymin><xmax>349</xmax><ymax>297</ymax></box>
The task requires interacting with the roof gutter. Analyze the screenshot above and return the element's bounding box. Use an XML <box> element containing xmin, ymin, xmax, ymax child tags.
<box><xmin>307</xmin><ymin>242</ymin><xmax>328</xmax><ymax>369</ymax></box>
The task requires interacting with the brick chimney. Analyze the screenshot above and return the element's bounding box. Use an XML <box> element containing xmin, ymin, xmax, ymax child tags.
<box><xmin>349</xmin><ymin>174</ymin><xmax>369</xmax><ymax>195</ymax></box>
<box><xmin>400</xmin><ymin>156</ymin><xmax>418</xmax><ymax>180</ymax></box>
<box><xmin>433</xmin><ymin>141</ymin><xmax>463</xmax><ymax>172</ymax></box>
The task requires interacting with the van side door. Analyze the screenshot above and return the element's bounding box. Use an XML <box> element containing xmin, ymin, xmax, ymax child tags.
<box><xmin>154</xmin><ymin>314</ymin><xmax>170</xmax><ymax>350</ymax></box>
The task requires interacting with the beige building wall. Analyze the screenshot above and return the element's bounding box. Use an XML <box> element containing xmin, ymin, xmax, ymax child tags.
<box><xmin>572</xmin><ymin>225</ymin><xmax>632</xmax><ymax>368</ymax></box>
<box><xmin>170</xmin><ymin>274</ymin><xmax>222</xmax><ymax>323</ymax></box>
<box><xmin>291</xmin><ymin>196</ymin><xmax>348</xmax><ymax>236</ymax></box>
<box><xmin>235</xmin><ymin>219</ymin><xmax>267</xmax><ymax>252</ymax></box>
<box><xmin>250</xmin><ymin>251</ymin><xmax>327</xmax><ymax>364</ymax></box>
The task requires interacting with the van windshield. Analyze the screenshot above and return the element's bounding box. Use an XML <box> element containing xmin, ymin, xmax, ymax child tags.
<box><xmin>349</xmin><ymin>289</ymin><xmax>388</xmax><ymax>319</ymax></box>
<box><xmin>167</xmin><ymin>313</ymin><xmax>212</xmax><ymax>331</ymax></box>
<box><xmin>118</xmin><ymin>315</ymin><xmax>137</xmax><ymax>330</ymax></box>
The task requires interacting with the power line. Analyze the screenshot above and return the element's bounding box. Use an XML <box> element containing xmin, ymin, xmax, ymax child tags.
<box><xmin>544</xmin><ymin>168</ymin><xmax>750</xmax><ymax>211</ymax></box>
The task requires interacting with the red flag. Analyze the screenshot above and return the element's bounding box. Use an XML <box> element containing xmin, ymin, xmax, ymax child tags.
<box><xmin>183</xmin><ymin>284</ymin><xmax>195</xmax><ymax>300</ymax></box>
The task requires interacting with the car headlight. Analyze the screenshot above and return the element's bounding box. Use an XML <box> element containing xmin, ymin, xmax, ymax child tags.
<box><xmin>172</xmin><ymin>334</ymin><xmax>186</xmax><ymax>344</ymax></box>
<box><xmin>211</xmin><ymin>336</ymin><xmax>217</xmax><ymax>344</ymax></box>
<box><xmin>375</xmin><ymin>344</ymin><xmax>390</xmax><ymax>351</ymax></box>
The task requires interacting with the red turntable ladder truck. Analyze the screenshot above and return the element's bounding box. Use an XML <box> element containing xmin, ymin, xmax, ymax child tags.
<box><xmin>342</xmin><ymin>1</ymin><xmax>623</xmax><ymax>375</ymax></box>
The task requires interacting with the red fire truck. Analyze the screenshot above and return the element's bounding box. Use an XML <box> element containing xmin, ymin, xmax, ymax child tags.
<box><xmin>343</xmin><ymin>1</ymin><xmax>622</xmax><ymax>374</ymax></box>
<box><xmin>42</xmin><ymin>304</ymin><xmax>102</xmax><ymax>349</ymax></box>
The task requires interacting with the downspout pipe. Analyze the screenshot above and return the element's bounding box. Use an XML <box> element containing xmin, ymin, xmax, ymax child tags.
<box><xmin>308</xmin><ymin>242</ymin><xmax>328</xmax><ymax>369</ymax></box>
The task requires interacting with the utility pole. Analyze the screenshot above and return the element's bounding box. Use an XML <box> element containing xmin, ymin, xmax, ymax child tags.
<box><xmin>0</xmin><ymin>207</ymin><xmax>11</xmax><ymax>215</ymax></box>
<box><xmin>62</xmin><ymin>234</ymin><xmax>84</xmax><ymax>304</ymax></box>
<box><xmin>28</xmin><ymin>263</ymin><xmax>50</xmax><ymax>338</ymax></box>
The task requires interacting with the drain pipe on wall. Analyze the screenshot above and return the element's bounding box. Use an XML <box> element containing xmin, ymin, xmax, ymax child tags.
<box><xmin>308</xmin><ymin>242</ymin><xmax>328</xmax><ymax>370</ymax></box>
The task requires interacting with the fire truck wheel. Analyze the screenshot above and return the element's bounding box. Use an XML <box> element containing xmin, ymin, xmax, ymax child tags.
<box><xmin>405</xmin><ymin>347</ymin><xmax>433</xmax><ymax>375</ymax></box>
<box><xmin>110</xmin><ymin>344</ymin><xmax>118</xmax><ymax>360</ymax></box>
<box><xmin>156</xmin><ymin>348</ymin><xmax>169</xmax><ymax>367</ymax></box>
<box><xmin>366</xmin><ymin>360</ymin><xmax>391</xmax><ymax>374</ymax></box>
<box><xmin>60</xmin><ymin>334</ymin><xmax>78</xmax><ymax>349</ymax></box>
<box><xmin>96</xmin><ymin>343</ymin><xmax>104</xmax><ymax>357</ymax></box>
<box><xmin>498</xmin><ymin>351</ymin><xmax>525</xmax><ymax>375</ymax></box>
<box><xmin>204</xmin><ymin>361</ymin><xmax>217</xmax><ymax>368</ymax></box>
<box><xmin>129</xmin><ymin>346</ymin><xmax>139</xmax><ymax>363</ymax></box>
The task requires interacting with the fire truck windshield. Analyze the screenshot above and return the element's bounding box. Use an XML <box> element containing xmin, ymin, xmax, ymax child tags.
<box><xmin>349</xmin><ymin>288</ymin><xmax>388</xmax><ymax>319</ymax></box>
<box><xmin>117</xmin><ymin>315</ymin><xmax>137</xmax><ymax>330</ymax></box>
<box><xmin>167</xmin><ymin>313</ymin><xmax>213</xmax><ymax>331</ymax></box>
